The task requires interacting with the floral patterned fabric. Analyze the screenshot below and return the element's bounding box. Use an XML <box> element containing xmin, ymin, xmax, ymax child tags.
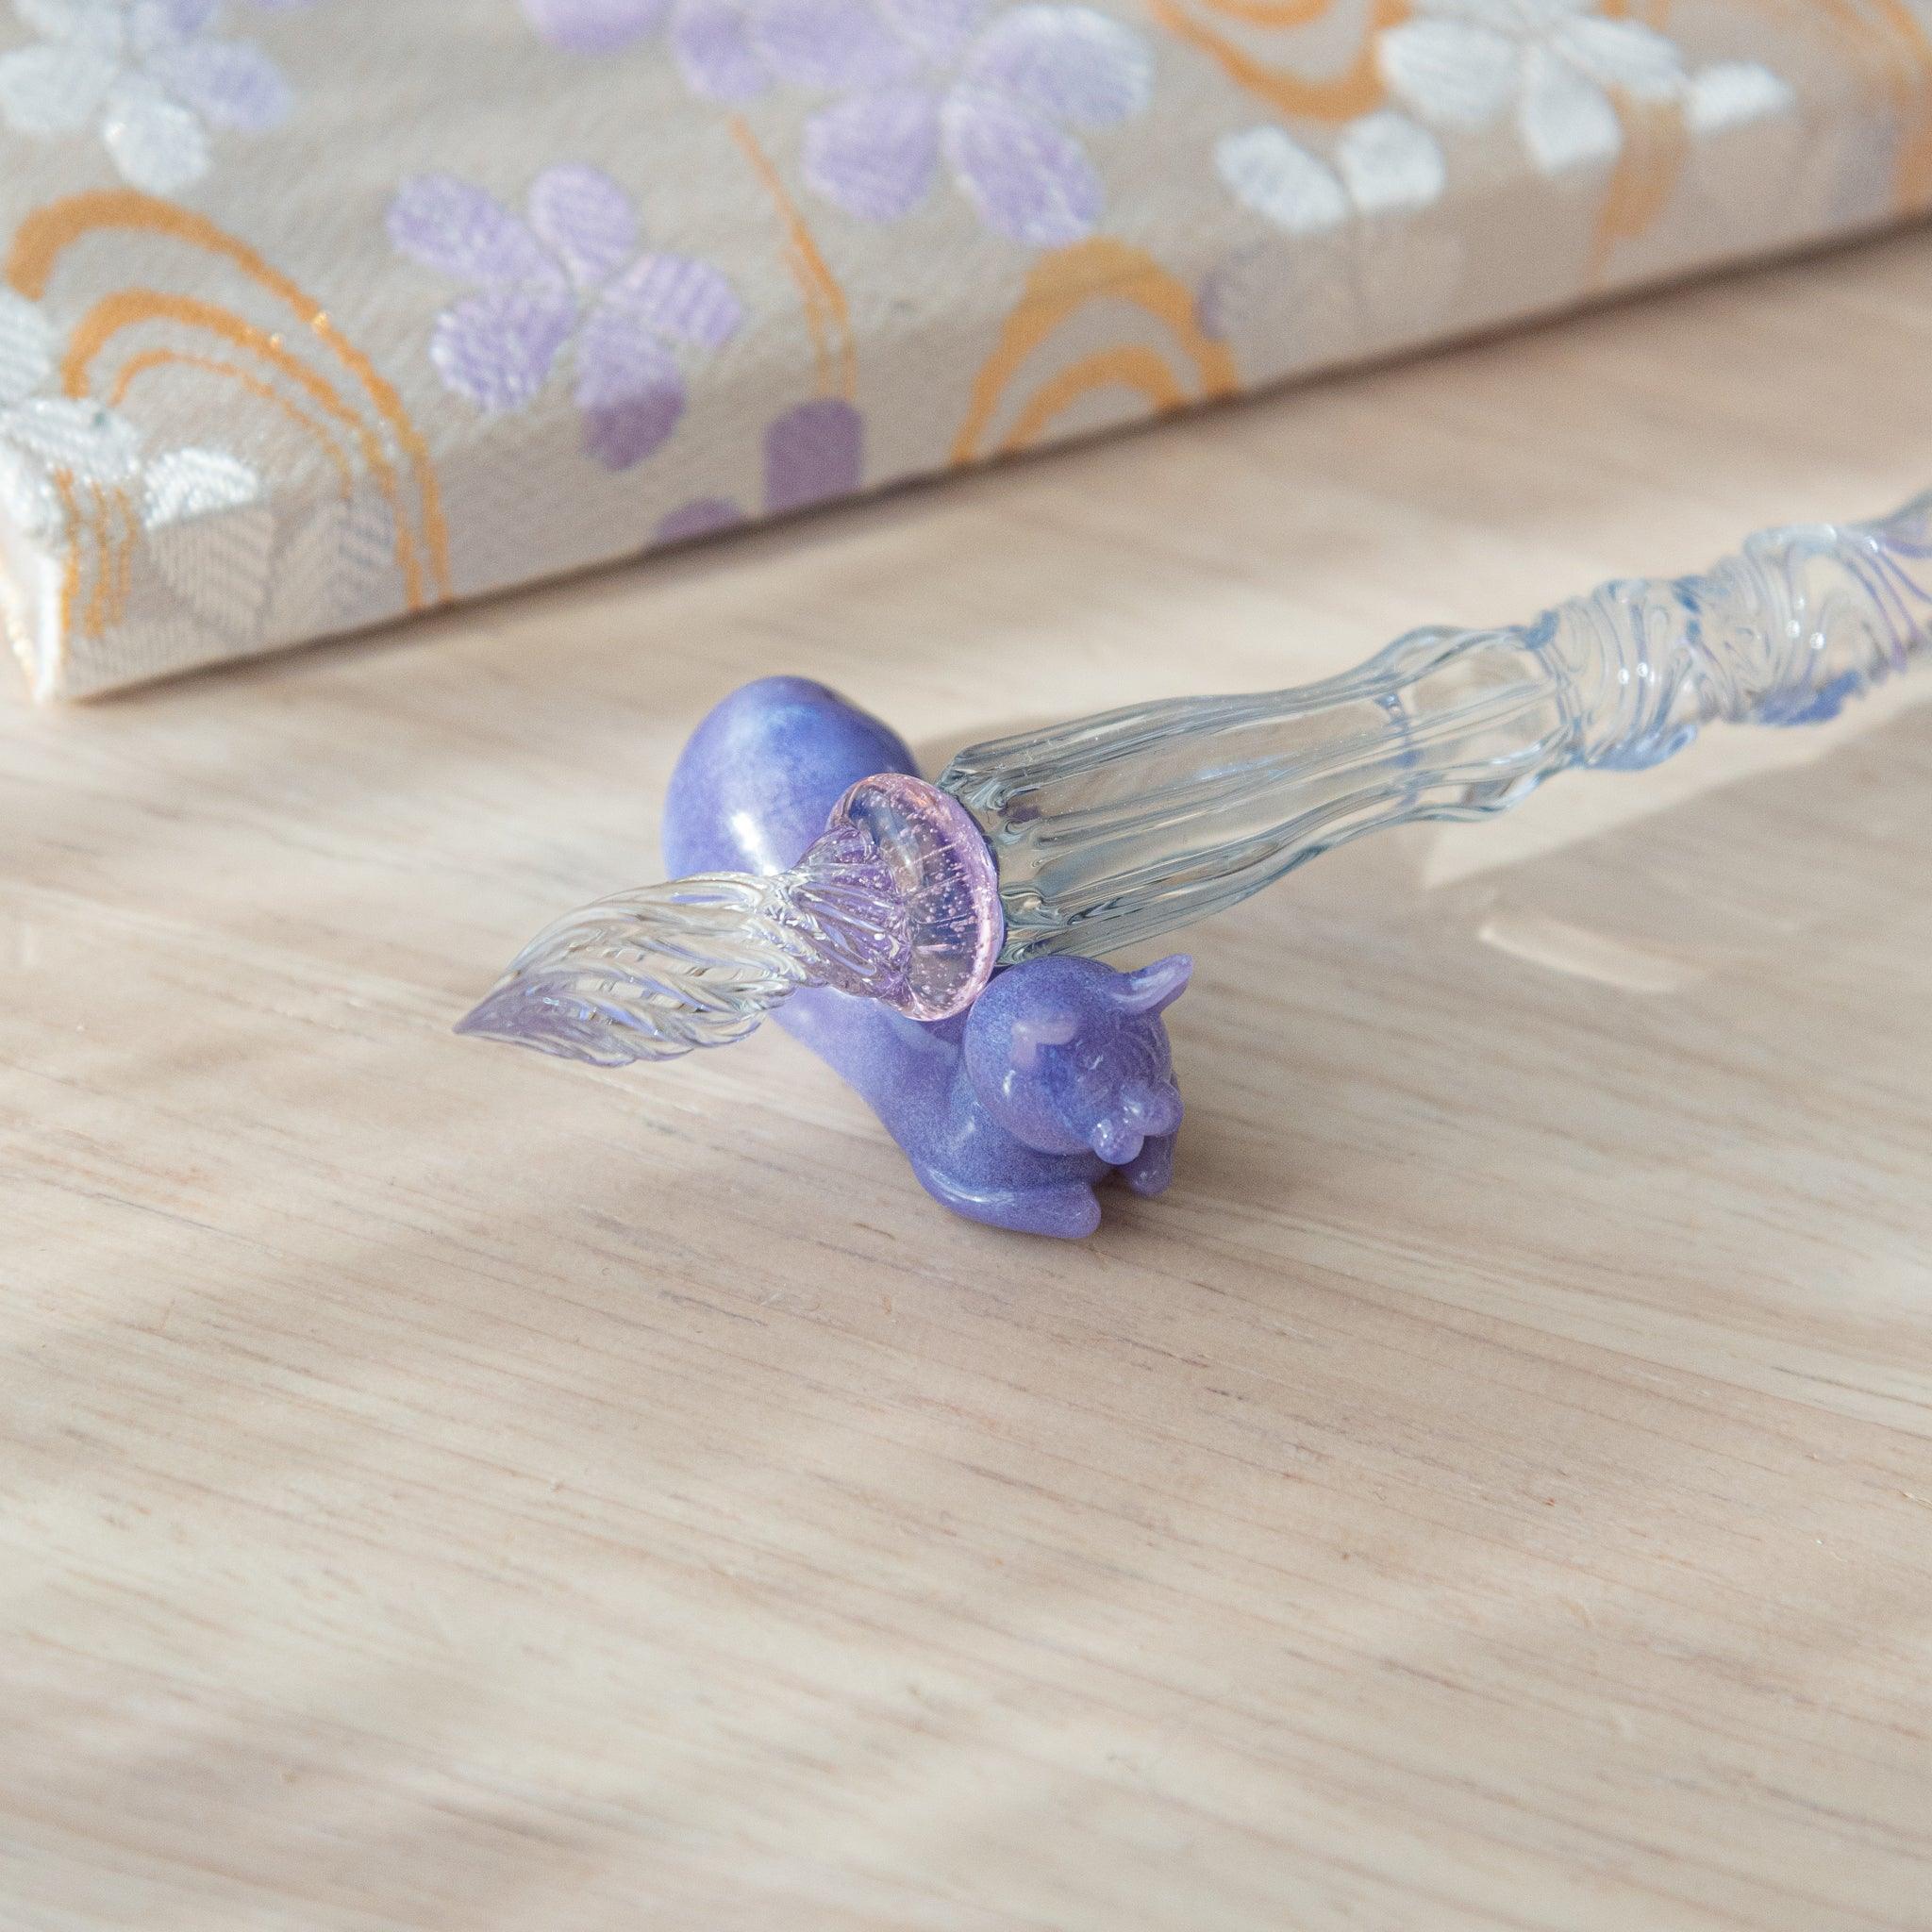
<box><xmin>0</xmin><ymin>0</ymin><xmax>1924</xmax><ymax>698</ymax></box>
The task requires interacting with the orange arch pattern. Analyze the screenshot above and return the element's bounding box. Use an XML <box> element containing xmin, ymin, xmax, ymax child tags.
<box><xmin>1148</xmin><ymin>0</ymin><xmax>1404</xmax><ymax>122</ymax></box>
<box><xmin>6</xmin><ymin>190</ymin><xmax>449</xmax><ymax>632</ymax></box>
<box><xmin>954</xmin><ymin>241</ymin><xmax>1239</xmax><ymax>465</ymax></box>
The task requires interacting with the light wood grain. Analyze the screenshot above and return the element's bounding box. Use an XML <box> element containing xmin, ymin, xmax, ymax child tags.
<box><xmin>3</xmin><ymin>226</ymin><xmax>1930</xmax><ymax>1932</ymax></box>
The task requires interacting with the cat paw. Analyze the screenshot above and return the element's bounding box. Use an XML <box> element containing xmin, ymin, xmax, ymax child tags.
<box><xmin>915</xmin><ymin>1169</ymin><xmax>1103</xmax><ymax>1240</ymax></box>
<box><xmin>1119</xmin><ymin>1132</ymin><xmax>1176</xmax><ymax>1199</ymax></box>
<box><xmin>1019</xmin><ymin>1185</ymin><xmax>1105</xmax><ymax>1241</ymax></box>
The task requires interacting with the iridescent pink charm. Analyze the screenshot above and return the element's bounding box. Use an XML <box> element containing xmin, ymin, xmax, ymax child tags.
<box><xmin>823</xmin><ymin>772</ymin><xmax>1005</xmax><ymax>1022</ymax></box>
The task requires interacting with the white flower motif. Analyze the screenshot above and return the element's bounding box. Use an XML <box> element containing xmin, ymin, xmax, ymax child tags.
<box><xmin>1216</xmin><ymin>111</ymin><xmax>1445</xmax><ymax>236</ymax></box>
<box><xmin>1684</xmin><ymin>60</ymin><xmax>1793</xmax><ymax>138</ymax></box>
<box><xmin>0</xmin><ymin>0</ymin><xmax>297</xmax><ymax>194</ymax></box>
<box><xmin>1206</xmin><ymin>114</ymin><xmax>1462</xmax><ymax>373</ymax></box>
<box><xmin>1669</xmin><ymin>64</ymin><xmax>1818</xmax><ymax>253</ymax></box>
<box><xmin>0</xmin><ymin>288</ymin><xmax>140</xmax><ymax>542</ymax></box>
<box><xmin>0</xmin><ymin>287</ymin><xmax>271</xmax><ymax>649</ymax></box>
<box><xmin>141</xmin><ymin>441</ymin><xmax>275</xmax><ymax>635</ymax></box>
<box><xmin>1376</xmin><ymin>0</ymin><xmax>1684</xmax><ymax>175</ymax></box>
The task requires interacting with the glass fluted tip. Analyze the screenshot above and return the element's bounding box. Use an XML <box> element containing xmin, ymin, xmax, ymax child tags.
<box><xmin>454</xmin><ymin>871</ymin><xmax>814</xmax><ymax>1064</ymax></box>
<box><xmin>457</xmin><ymin>773</ymin><xmax>1003</xmax><ymax>1066</ymax></box>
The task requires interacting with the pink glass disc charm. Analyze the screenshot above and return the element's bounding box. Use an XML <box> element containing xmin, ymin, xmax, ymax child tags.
<box><xmin>826</xmin><ymin>772</ymin><xmax>1004</xmax><ymax>1022</ymax></box>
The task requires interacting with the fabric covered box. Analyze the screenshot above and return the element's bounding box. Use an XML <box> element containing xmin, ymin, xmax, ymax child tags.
<box><xmin>0</xmin><ymin>0</ymin><xmax>1924</xmax><ymax>698</ymax></box>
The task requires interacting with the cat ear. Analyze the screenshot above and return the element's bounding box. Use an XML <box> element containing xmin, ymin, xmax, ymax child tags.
<box><xmin>1109</xmin><ymin>955</ymin><xmax>1192</xmax><ymax>1017</ymax></box>
<box><xmin>1008</xmin><ymin>1010</ymin><xmax>1080</xmax><ymax>1070</ymax></box>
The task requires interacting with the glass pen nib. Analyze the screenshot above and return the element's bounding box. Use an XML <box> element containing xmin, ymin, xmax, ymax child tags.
<box><xmin>458</xmin><ymin>773</ymin><xmax>1003</xmax><ymax>1065</ymax></box>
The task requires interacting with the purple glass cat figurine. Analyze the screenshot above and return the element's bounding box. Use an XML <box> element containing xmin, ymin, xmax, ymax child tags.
<box><xmin>662</xmin><ymin>677</ymin><xmax>1189</xmax><ymax>1238</ymax></box>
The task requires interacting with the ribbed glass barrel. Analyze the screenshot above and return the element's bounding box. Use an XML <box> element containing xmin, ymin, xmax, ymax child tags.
<box><xmin>943</xmin><ymin>494</ymin><xmax>1932</xmax><ymax>961</ymax></box>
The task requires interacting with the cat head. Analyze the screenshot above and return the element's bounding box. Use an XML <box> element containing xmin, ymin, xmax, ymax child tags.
<box><xmin>963</xmin><ymin>955</ymin><xmax>1190</xmax><ymax>1166</ymax></box>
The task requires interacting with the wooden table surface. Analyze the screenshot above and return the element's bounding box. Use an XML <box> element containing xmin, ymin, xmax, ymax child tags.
<box><xmin>4</xmin><ymin>223</ymin><xmax>1930</xmax><ymax>1932</ymax></box>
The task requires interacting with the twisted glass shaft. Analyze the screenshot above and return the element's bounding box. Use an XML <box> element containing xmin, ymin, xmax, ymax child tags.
<box><xmin>943</xmin><ymin>491</ymin><xmax>1932</xmax><ymax>961</ymax></box>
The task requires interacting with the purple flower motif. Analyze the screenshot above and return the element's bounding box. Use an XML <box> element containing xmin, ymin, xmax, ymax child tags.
<box><xmin>658</xmin><ymin>397</ymin><xmax>864</xmax><ymax>541</ymax></box>
<box><xmin>386</xmin><ymin>165</ymin><xmax>742</xmax><ymax>470</ymax></box>
<box><xmin>520</xmin><ymin>0</ymin><xmax>668</xmax><ymax>54</ymax></box>
<box><xmin>523</xmin><ymin>0</ymin><xmax>1152</xmax><ymax>246</ymax></box>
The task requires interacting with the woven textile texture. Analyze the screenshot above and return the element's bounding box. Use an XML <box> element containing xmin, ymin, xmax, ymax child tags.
<box><xmin>0</xmin><ymin>1</ymin><xmax>1926</xmax><ymax>699</ymax></box>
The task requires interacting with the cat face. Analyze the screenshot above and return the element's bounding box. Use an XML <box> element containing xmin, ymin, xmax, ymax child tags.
<box><xmin>963</xmin><ymin>955</ymin><xmax>1190</xmax><ymax>1164</ymax></box>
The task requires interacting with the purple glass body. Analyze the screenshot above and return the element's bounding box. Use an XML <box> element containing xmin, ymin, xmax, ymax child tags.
<box><xmin>662</xmin><ymin>677</ymin><xmax>1190</xmax><ymax>1238</ymax></box>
